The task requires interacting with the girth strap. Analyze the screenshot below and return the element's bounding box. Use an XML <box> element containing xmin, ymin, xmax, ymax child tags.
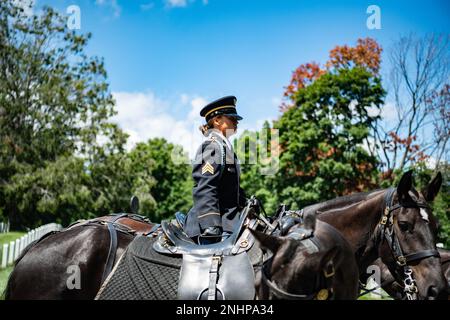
<box><xmin>101</xmin><ymin>214</ymin><xmax>127</xmax><ymax>283</ymax></box>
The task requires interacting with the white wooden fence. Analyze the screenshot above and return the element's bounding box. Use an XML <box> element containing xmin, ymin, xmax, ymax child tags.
<box><xmin>1</xmin><ymin>223</ymin><xmax>62</xmax><ymax>269</ymax></box>
<box><xmin>0</xmin><ymin>221</ymin><xmax>10</xmax><ymax>233</ymax></box>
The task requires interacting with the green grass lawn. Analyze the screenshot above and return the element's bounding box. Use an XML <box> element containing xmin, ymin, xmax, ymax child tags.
<box><xmin>358</xmin><ymin>288</ymin><xmax>393</xmax><ymax>300</ymax></box>
<box><xmin>0</xmin><ymin>266</ymin><xmax>12</xmax><ymax>299</ymax></box>
<box><xmin>0</xmin><ymin>232</ymin><xmax>26</xmax><ymax>299</ymax></box>
<box><xmin>0</xmin><ymin>232</ymin><xmax>26</xmax><ymax>247</ymax></box>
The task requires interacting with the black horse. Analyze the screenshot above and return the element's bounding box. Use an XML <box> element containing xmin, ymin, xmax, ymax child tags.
<box><xmin>251</xmin><ymin>212</ymin><xmax>359</xmax><ymax>300</ymax></box>
<box><xmin>303</xmin><ymin>171</ymin><xmax>446</xmax><ymax>299</ymax></box>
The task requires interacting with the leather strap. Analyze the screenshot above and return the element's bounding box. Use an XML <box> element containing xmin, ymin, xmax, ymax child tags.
<box><xmin>207</xmin><ymin>256</ymin><xmax>221</xmax><ymax>300</ymax></box>
<box><xmin>101</xmin><ymin>214</ymin><xmax>126</xmax><ymax>283</ymax></box>
<box><xmin>405</xmin><ymin>249</ymin><xmax>440</xmax><ymax>263</ymax></box>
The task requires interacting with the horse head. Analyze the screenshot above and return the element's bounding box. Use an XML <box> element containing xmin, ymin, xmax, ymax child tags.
<box><xmin>378</xmin><ymin>170</ymin><xmax>446</xmax><ymax>300</ymax></box>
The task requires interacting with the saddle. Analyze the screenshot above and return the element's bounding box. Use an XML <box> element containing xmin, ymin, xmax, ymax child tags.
<box><xmin>153</xmin><ymin>202</ymin><xmax>261</xmax><ymax>300</ymax></box>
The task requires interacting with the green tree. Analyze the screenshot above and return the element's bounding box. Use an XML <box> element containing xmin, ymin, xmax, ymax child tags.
<box><xmin>4</xmin><ymin>156</ymin><xmax>94</xmax><ymax>228</ymax></box>
<box><xmin>236</xmin><ymin>123</ymin><xmax>280</xmax><ymax>215</ymax></box>
<box><xmin>130</xmin><ymin>138</ymin><xmax>193</xmax><ymax>221</ymax></box>
<box><xmin>273</xmin><ymin>38</ymin><xmax>385</xmax><ymax>209</ymax></box>
<box><xmin>89</xmin><ymin>138</ymin><xmax>192</xmax><ymax>223</ymax></box>
<box><xmin>0</xmin><ymin>1</ymin><xmax>117</xmax><ymax>228</ymax></box>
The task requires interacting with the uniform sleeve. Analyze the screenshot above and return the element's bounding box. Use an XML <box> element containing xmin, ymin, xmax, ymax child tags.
<box><xmin>239</xmin><ymin>187</ymin><xmax>247</xmax><ymax>208</ymax></box>
<box><xmin>191</xmin><ymin>140</ymin><xmax>224</xmax><ymax>230</ymax></box>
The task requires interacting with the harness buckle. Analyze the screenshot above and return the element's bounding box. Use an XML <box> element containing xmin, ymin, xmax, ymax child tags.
<box><xmin>316</xmin><ymin>289</ymin><xmax>329</xmax><ymax>300</ymax></box>
<box><xmin>397</xmin><ymin>255</ymin><xmax>406</xmax><ymax>266</ymax></box>
<box><xmin>323</xmin><ymin>263</ymin><xmax>335</xmax><ymax>278</ymax></box>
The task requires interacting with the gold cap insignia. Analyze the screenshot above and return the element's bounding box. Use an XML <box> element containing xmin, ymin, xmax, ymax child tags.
<box><xmin>201</xmin><ymin>162</ymin><xmax>214</xmax><ymax>175</ymax></box>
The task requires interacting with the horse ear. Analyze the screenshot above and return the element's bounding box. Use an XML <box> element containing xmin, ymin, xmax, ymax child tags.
<box><xmin>422</xmin><ymin>172</ymin><xmax>442</xmax><ymax>202</ymax></box>
<box><xmin>303</xmin><ymin>212</ymin><xmax>316</xmax><ymax>231</ymax></box>
<box><xmin>397</xmin><ymin>170</ymin><xmax>413</xmax><ymax>202</ymax></box>
<box><xmin>249</xmin><ymin>228</ymin><xmax>284</xmax><ymax>253</ymax></box>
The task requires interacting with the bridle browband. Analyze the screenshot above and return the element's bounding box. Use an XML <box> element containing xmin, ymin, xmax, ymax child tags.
<box><xmin>376</xmin><ymin>188</ymin><xmax>440</xmax><ymax>299</ymax></box>
<box><xmin>259</xmin><ymin>227</ymin><xmax>335</xmax><ymax>300</ymax></box>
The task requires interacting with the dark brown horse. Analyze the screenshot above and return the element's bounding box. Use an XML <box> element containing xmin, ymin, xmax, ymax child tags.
<box><xmin>302</xmin><ymin>171</ymin><xmax>446</xmax><ymax>299</ymax></box>
<box><xmin>4</xmin><ymin>215</ymin><xmax>155</xmax><ymax>299</ymax></box>
<box><xmin>369</xmin><ymin>248</ymin><xmax>450</xmax><ymax>299</ymax></box>
<box><xmin>251</xmin><ymin>213</ymin><xmax>359</xmax><ymax>300</ymax></box>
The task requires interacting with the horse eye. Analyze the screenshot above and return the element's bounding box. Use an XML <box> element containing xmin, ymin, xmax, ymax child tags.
<box><xmin>398</xmin><ymin>221</ymin><xmax>411</xmax><ymax>232</ymax></box>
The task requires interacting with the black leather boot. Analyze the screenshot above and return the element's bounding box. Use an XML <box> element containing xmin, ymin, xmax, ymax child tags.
<box><xmin>198</xmin><ymin>226</ymin><xmax>222</xmax><ymax>244</ymax></box>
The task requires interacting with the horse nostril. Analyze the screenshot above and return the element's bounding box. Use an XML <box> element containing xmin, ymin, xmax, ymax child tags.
<box><xmin>427</xmin><ymin>286</ymin><xmax>439</xmax><ymax>299</ymax></box>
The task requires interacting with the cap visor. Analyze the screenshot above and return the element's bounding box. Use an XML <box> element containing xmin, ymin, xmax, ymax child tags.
<box><xmin>225</xmin><ymin>113</ymin><xmax>243</xmax><ymax>120</ymax></box>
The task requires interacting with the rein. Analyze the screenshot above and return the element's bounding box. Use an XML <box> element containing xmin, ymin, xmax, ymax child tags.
<box><xmin>375</xmin><ymin>188</ymin><xmax>440</xmax><ymax>299</ymax></box>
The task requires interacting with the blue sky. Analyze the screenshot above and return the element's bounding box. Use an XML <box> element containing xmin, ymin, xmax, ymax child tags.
<box><xmin>30</xmin><ymin>0</ymin><xmax>450</xmax><ymax>156</ymax></box>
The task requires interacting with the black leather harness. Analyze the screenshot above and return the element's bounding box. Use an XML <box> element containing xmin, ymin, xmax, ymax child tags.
<box><xmin>101</xmin><ymin>213</ymin><xmax>129</xmax><ymax>283</ymax></box>
<box><xmin>259</xmin><ymin>226</ymin><xmax>335</xmax><ymax>300</ymax></box>
<box><xmin>376</xmin><ymin>188</ymin><xmax>440</xmax><ymax>299</ymax></box>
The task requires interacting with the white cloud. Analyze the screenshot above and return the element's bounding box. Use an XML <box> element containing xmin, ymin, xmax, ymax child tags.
<box><xmin>96</xmin><ymin>0</ymin><xmax>121</xmax><ymax>18</ymax></box>
<box><xmin>361</xmin><ymin>136</ymin><xmax>377</xmax><ymax>154</ymax></box>
<box><xmin>112</xmin><ymin>91</ymin><xmax>205</xmax><ymax>159</ymax></box>
<box><xmin>188</xmin><ymin>96</ymin><xmax>207</xmax><ymax>121</ymax></box>
<box><xmin>424</xmin><ymin>156</ymin><xmax>438</xmax><ymax>169</ymax></box>
<box><xmin>380</xmin><ymin>102</ymin><xmax>398</xmax><ymax>123</ymax></box>
<box><xmin>166</xmin><ymin>0</ymin><xmax>187</xmax><ymax>8</ymax></box>
<box><xmin>365</xmin><ymin>101</ymin><xmax>398</xmax><ymax>122</ymax></box>
<box><xmin>365</xmin><ymin>103</ymin><xmax>380</xmax><ymax>118</ymax></box>
<box><xmin>164</xmin><ymin>0</ymin><xmax>208</xmax><ymax>9</ymax></box>
<box><xmin>111</xmin><ymin>91</ymin><xmax>279</xmax><ymax>164</ymax></box>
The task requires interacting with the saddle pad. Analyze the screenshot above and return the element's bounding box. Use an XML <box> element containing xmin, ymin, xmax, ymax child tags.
<box><xmin>96</xmin><ymin>236</ymin><xmax>182</xmax><ymax>300</ymax></box>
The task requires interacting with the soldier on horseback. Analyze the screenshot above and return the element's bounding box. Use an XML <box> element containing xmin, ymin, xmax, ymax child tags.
<box><xmin>184</xmin><ymin>96</ymin><xmax>247</xmax><ymax>244</ymax></box>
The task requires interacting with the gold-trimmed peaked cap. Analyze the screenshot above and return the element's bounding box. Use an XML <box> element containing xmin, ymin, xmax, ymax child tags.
<box><xmin>200</xmin><ymin>95</ymin><xmax>243</xmax><ymax>122</ymax></box>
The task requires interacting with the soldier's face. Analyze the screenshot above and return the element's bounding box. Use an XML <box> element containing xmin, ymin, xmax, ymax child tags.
<box><xmin>215</xmin><ymin>116</ymin><xmax>238</xmax><ymax>137</ymax></box>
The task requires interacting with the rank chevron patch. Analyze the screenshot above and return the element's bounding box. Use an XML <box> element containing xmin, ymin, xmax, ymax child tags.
<box><xmin>201</xmin><ymin>162</ymin><xmax>214</xmax><ymax>175</ymax></box>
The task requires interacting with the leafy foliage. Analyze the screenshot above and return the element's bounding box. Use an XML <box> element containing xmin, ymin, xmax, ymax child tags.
<box><xmin>0</xmin><ymin>2</ymin><xmax>191</xmax><ymax>228</ymax></box>
<box><xmin>239</xmin><ymin>39</ymin><xmax>385</xmax><ymax>212</ymax></box>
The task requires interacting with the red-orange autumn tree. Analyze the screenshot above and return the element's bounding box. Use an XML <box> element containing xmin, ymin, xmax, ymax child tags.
<box><xmin>271</xmin><ymin>38</ymin><xmax>385</xmax><ymax>209</ymax></box>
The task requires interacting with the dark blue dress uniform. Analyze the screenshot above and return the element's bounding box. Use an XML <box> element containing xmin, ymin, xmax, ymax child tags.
<box><xmin>184</xmin><ymin>96</ymin><xmax>247</xmax><ymax>238</ymax></box>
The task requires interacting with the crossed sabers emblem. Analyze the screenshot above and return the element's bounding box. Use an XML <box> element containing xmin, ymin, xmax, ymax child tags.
<box><xmin>201</xmin><ymin>162</ymin><xmax>215</xmax><ymax>175</ymax></box>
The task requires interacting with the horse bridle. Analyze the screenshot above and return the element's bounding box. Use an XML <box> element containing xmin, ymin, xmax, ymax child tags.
<box><xmin>259</xmin><ymin>228</ymin><xmax>335</xmax><ymax>300</ymax></box>
<box><xmin>376</xmin><ymin>188</ymin><xmax>441</xmax><ymax>300</ymax></box>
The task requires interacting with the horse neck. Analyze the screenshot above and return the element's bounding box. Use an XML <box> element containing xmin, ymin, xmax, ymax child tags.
<box><xmin>316</xmin><ymin>190</ymin><xmax>387</xmax><ymax>263</ymax></box>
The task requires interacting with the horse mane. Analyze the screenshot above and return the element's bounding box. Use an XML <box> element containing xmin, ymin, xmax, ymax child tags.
<box><xmin>303</xmin><ymin>189</ymin><xmax>385</xmax><ymax>215</ymax></box>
